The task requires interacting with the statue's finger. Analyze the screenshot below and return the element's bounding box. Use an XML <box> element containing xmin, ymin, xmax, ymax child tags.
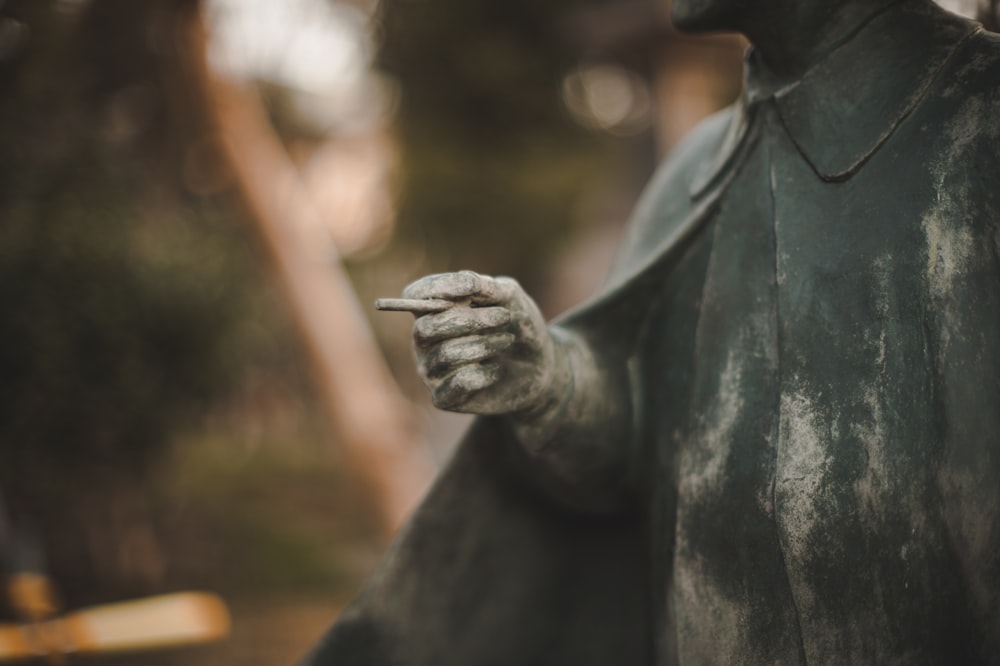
<box><xmin>431</xmin><ymin>362</ymin><xmax>503</xmax><ymax>411</ymax></box>
<box><xmin>423</xmin><ymin>333</ymin><xmax>516</xmax><ymax>377</ymax></box>
<box><xmin>403</xmin><ymin>271</ymin><xmax>518</xmax><ymax>307</ymax></box>
<box><xmin>413</xmin><ymin>306</ymin><xmax>510</xmax><ymax>344</ymax></box>
<box><xmin>421</xmin><ymin>333</ymin><xmax>512</xmax><ymax>378</ymax></box>
<box><xmin>468</xmin><ymin>275</ymin><xmax>519</xmax><ymax>306</ymax></box>
<box><xmin>403</xmin><ymin>270</ymin><xmax>482</xmax><ymax>301</ymax></box>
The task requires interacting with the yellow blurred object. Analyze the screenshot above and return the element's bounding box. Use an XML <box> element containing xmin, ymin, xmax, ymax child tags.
<box><xmin>0</xmin><ymin>592</ymin><xmax>230</xmax><ymax>661</ymax></box>
<box><xmin>0</xmin><ymin>624</ymin><xmax>29</xmax><ymax>659</ymax></box>
<box><xmin>67</xmin><ymin>592</ymin><xmax>230</xmax><ymax>653</ymax></box>
<box><xmin>7</xmin><ymin>573</ymin><xmax>59</xmax><ymax>621</ymax></box>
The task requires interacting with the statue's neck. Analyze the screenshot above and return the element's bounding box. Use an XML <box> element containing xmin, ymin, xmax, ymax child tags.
<box><xmin>743</xmin><ymin>0</ymin><xmax>904</xmax><ymax>84</ymax></box>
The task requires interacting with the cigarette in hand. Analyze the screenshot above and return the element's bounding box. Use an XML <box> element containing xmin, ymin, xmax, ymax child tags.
<box><xmin>374</xmin><ymin>298</ymin><xmax>456</xmax><ymax>314</ymax></box>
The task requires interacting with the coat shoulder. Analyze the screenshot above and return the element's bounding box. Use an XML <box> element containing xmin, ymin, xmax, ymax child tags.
<box><xmin>938</xmin><ymin>27</ymin><xmax>1000</xmax><ymax>130</ymax></box>
<box><xmin>609</xmin><ymin>105</ymin><xmax>737</xmax><ymax>278</ymax></box>
<box><xmin>923</xmin><ymin>28</ymin><xmax>1000</xmax><ymax>232</ymax></box>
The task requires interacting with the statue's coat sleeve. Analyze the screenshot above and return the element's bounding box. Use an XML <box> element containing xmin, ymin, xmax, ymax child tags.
<box><xmin>300</xmin><ymin>109</ymin><xmax>737</xmax><ymax>666</ymax></box>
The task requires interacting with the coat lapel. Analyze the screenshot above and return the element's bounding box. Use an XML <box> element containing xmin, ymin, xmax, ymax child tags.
<box><xmin>773</xmin><ymin>0</ymin><xmax>978</xmax><ymax>182</ymax></box>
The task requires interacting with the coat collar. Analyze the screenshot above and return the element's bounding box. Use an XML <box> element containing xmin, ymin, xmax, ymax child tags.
<box><xmin>691</xmin><ymin>0</ymin><xmax>979</xmax><ymax>197</ymax></box>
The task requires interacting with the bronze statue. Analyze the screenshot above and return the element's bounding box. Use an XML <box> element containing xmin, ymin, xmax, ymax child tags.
<box><xmin>305</xmin><ymin>0</ymin><xmax>1000</xmax><ymax>663</ymax></box>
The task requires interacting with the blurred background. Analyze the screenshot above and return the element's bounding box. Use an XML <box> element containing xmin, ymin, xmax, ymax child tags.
<box><xmin>0</xmin><ymin>0</ymin><xmax>991</xmax><ymax>663</ymax></box>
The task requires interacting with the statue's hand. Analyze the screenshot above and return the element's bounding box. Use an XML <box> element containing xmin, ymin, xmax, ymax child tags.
<box><xmin>400</xmin><ymin>271</ymin><xmax>628</xmax><ymax>506</ymax></box>
<box><xmin>402</xmin><ymin>270</ymin><xmax>567</xmax><ymax>416</ymax></box>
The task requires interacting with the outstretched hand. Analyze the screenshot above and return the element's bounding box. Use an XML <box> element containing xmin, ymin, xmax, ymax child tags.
<box><xmin>402</xmin><ymin>270</ymin><xmax>564</xmax><ymax>416</ymax></box>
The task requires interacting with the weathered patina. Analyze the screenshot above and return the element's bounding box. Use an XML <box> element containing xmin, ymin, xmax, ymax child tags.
<box><xmin>304</xmin><ymin>1</ymin><xmax>1000</xmax><ymax>663</ymax></box>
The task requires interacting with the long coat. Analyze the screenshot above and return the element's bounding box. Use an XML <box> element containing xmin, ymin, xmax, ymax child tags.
<box><xmin>304</xmin><ymin>3</ymin><xmax>1000</xmax><ymax>663</ymax></box>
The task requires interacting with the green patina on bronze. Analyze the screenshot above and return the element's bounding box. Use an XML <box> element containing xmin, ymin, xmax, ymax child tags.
<box><xmin>305</xmin><ymin>1</ymin><xmax>1000</xmax><ymax>663</ymax></box>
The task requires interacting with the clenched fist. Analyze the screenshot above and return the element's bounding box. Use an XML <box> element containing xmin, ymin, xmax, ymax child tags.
<box><xmin>400</xmin><ymin>271</ymin><xmax>570</xmax><ymax>418</ymax></box>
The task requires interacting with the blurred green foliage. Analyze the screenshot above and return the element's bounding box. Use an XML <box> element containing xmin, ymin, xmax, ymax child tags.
<box><xmin>376</xmin><ymin>0</ymin><xmax>620</xmax><ymax>291</ymax></box>
<box><xmin>0</xmin><ymin>172</ymin><xmax>253</xmax><ymax>491</ymax></box>
<box><xmin>163</xmin><ymin>437</ymin><xmax>382</xmax><ymax>598</ymax></box>
<box><xmin>0</xmin><ymin>0</ymin><xmax>317</xmax><ymax>603</ymax></box>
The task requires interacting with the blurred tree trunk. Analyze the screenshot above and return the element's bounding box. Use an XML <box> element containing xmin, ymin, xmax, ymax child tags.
<box><xmin>169</xmin><ymin>3</ymin><xmax>432</xmax><ymax>535</ymax></box>
<box><xmin>0</xmin><ymin>0</ymin><xmax>430</xmax><ymax>612</ymax></box>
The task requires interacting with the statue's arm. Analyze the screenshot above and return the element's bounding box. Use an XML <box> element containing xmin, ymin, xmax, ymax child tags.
<box><xmin>401</xmin><ymin>271</ymin><xmax>632</xmax><ymax>511</ymax></box>
<box><xmin>396</xmin><ymin>108</ymin><xmax>740</xmax><ymax>511</ymax></box>
<box><xmin>506</xmin><ymin>322</ymin><xmax>634</xmax><ymax>511</ymax></box>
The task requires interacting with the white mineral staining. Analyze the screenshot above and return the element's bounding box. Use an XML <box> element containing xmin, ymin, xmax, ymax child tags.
<box><xmin>776</xmin><ymin>389</ymin><xmax>829</xmax><ymax>571</ymax></box>
<box><xmin>851</xmin><ymin>387</ymin><xmax>890</xmax><ymax>525</ymax></box>
<box><xmin>868</xmin><ymin>254</ymin><xmax>892</xmax><ymax>370</ymax></box>
<box><xmin>922</xmin><ymin>96</ymin><xmax>993</xmax><ymax>357</ymax></box>
<box><xmin>673</xmin><ymin>348</ymin><xmax>750</xmax><ymax>661</ymax></box>
<box><xmin>681</xmin><ymin>349</ymin><xmax>743</xmax><ymax>498</ymax></box>
<box><xmin>853</xmin><ymin>256</ymin><xmax>897</xmax><ymax>524</ymax></box>
<box><xmin>921</xmin><ymin>206</ymin><xmax>975</xmax><ymax>303</ymax></box>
